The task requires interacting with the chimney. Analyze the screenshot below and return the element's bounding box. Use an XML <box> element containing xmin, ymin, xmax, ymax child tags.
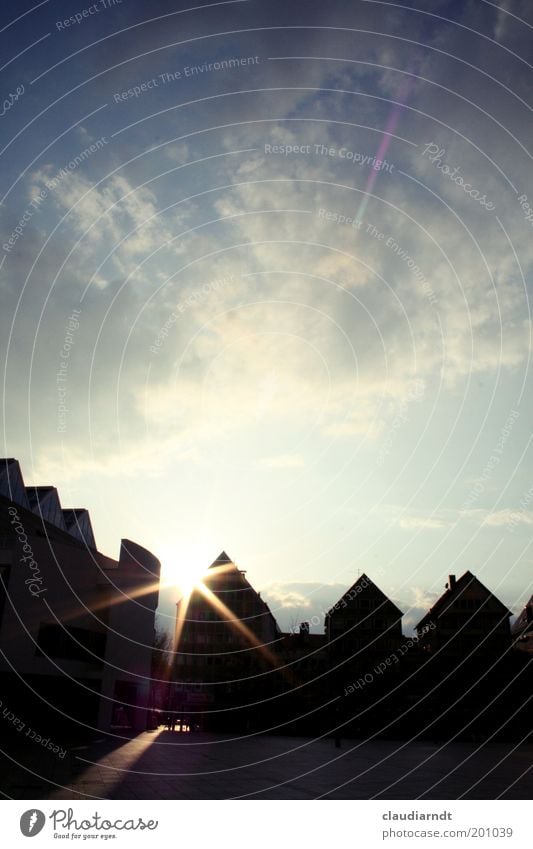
<box><xmin>448</xmin><ymin>575</ymin><xmax>456</xmax><ymax>590</ymax></box>
<box><xmin>299</xmin><ymin>622</ymin><xmax>310</xmax><ymax>635</ymax></box>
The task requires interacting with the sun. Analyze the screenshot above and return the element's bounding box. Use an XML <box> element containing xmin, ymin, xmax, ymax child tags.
<box><xmin>159</xmin><ymin>543</ymin><xmax>211</xmax><ymax>599</ymax></box>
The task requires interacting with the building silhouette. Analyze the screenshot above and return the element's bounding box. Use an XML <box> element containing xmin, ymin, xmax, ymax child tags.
<box><xmin>0</xmin><ymin>458</ymin><xmax>160</xmax><ymax>737</ymax></box>
<box><xmin>170</xmin><ymin>551</ymin><xmax>281</xmax><ymax>730</ymax></box>
<box><xmin>415</xmin><ymin>571</ymin><xmax>512</xmax><ymax>658</ymax></box>
<box><xmin>2</xmin><ymin>455</ymin><xmax>529</xmax><ymax>746</ymax></box>
<box><xmin>512</xmin><ymin>595</ymin><xmax>533</xmax><ymax>653</ymax></box>
<box><xmin>326</xmin><ymin>573</ymin><xmax>403</xmax><ymax>665</ymax></box>
<box><xmin>170</xmin><ymin>557</ymin><xmax>530</xmax><ymax>741</ymax></box>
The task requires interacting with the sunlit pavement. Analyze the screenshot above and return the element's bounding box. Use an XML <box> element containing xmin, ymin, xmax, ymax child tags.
<box><xmin>3</xmin><ymin>730</ymin><xmax>532</xmax><ymax>800</ymax></box>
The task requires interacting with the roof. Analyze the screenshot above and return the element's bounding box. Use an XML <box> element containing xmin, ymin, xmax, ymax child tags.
<box><xmin>511</xmin><ymin>595</ymin><xmax>533</xmax><ymax>635</ymax></box>
<box><xmin>326</xmin><ymin>573</ymin><xmax>403</xmax><ymax>618</ymax></box>
<box><xmin>209</xmin><ymin>550</ymin><xmax>234</xmax><ymax>569</ymax></box>
<box><xmin>415</xmin><ymin>571</ymin><xmax>512</xmax><ymax>631</ymax></box>
<box><xmin>0</xmin><ymin>458</ymin><xmax>30</xmax><ymax>508</ymax></box>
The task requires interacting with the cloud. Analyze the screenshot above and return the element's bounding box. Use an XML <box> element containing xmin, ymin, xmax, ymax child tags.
<box><xmin>261</xmin><ymin>581</ymin><xmax>348</xmax><ymax>632</ymax></box>
<box><xmin>482</xmin><ymin>509</ymin><xmax>533</xmax><ymax>528</ymax></box>
<box><xmin>397</xmin><ymin>516</ymin><xmax>449</xmax><ymax>529</ymax></box>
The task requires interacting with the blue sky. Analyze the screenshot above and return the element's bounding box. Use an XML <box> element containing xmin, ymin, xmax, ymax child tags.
<box><xmin>1</xmin><ymin>0</ymin><xmax>533</xmax><ymax>633</ymax></box>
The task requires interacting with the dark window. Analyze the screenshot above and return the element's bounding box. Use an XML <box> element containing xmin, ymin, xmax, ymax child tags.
<box><xmin>36</xmin><ymin>623</ymin><xmax>106</xmax><ymax>665</ymax></box>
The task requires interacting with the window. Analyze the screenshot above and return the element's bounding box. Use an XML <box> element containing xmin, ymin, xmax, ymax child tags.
<box><xmin>36</xmin><ymin>623</ymin><xmax>106</xmax><ymax>665</ymax></box>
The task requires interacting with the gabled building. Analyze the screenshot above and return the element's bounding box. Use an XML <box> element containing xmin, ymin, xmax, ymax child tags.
<box><xmin>171</xmin><ymin>551</ymin><xmax>281</xmax><ymax>729</ymax></box>
<box><xmin>0</xmin><ymin>458</ymin><xmax>160</xmax><ymax>737</ymax></box>
<box><xmin>325</xmin><ymin>573</ymin><xmax>403</xmax><ymax>663</ymax></box>
<box><xmin>512</xmin><ymin>595</ymin><xmax>533</xmax><ymax>653</ymax></box>
<box><xmin>415</xmin><ymin>572</ymin><xmax>512</xmax><ymax>658</ymax></box>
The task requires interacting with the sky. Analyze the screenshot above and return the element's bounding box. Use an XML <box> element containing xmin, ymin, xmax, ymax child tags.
<box><xmin>1</xmin><ymin>0</ymin><xmax>533</xmax><ymax>635</ymax></box>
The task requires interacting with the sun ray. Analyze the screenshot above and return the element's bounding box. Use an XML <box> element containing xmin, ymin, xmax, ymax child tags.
<box><xmin>195</xmin><ymin>581</ymin><xmax>282</xmax><ymax>670</ymax></box>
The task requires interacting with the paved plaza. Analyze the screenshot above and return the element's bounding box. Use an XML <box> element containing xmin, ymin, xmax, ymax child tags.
<box><xmin>1</xmin><ymin>730</ymin><xmax>532</xmax><ymax>799</ymax></box>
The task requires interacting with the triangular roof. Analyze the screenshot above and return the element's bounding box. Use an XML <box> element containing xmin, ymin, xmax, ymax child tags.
<box><xmin>62</xmin><ymin>508</ymin><xmax>96</xmax><ymax>549</ymax></box>
<box><xmin>209</xmin><ymin>550</ymin><xmax>234</xmax><ymax>569</ymax></box>
<box><xmin>416</xmin><ymin>571</ymin><xmax>512</xmax><ymax>631</ymax></box>
<box><xmin>0</xmin><ymin>458</ymin><xmax>30</xmax><ymax>509</ymax></box>
<box><xmin>326</xmin><ymin>573</ymin><xmax>403</xmax><ymax>618</ymax></box>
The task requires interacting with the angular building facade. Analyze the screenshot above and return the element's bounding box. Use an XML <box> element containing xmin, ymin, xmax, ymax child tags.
<box><xmin>0</xmin><ymin>458</ymin><xmax>160</xmax><ymax>738</ymax></box>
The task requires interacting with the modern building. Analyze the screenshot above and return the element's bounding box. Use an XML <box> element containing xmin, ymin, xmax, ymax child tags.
<box><xmin>0</xmin><ymin>458</ymin><xmax>160</xmax><ymax>738</ymax></box>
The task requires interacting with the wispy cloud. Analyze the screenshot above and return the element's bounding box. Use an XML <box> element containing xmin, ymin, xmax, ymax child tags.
<box><xmin>397</xmin><ymin>516</ymin><xmax>449</xmax><ymax>530</ymax></box>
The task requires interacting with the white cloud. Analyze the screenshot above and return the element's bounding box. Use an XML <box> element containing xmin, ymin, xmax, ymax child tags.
<box><xmin>398</xmin><ymin>516</ymin><xmax>449</xmax><ymax>529</ymax></box>
<box><xmin>483</xmin><ymin>509</ymin><xmax>533</xmax><ymax>528</ymax></box>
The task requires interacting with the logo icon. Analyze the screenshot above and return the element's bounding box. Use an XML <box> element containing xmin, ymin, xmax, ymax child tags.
<box><xmin>20</xmin><ymin>810</ymin><xmax>46</xmax><ymax>837</ymax></box>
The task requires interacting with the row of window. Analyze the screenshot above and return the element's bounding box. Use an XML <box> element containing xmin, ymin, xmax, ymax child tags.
<box><xmin>35</xmin><ymin>622</ymin><xmax>106</xmax><ymax>664</ymax></box>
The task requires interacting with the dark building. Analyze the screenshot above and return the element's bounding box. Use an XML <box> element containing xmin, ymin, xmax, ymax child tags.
<box><xmin>0</xmin><ymin>458</ymin><xmax>160</xmax><ymax>738</ymax></box>
<box><xmin>415</xmin><ymin>571</ymin><xmax>512</xmax><ymax>658</ymax></box>
<box><xmin>405</xmin><ymin>572</ymin><xmax>518</xmax><ymax>742</ymax></box>
<box><xmin>325</xmin><ymin>573</ymin><xmax>403</xmax><ymax>665</ymax></box>
<box><xmin>167</xmin><ymin>552</ymin><xmax>529</xmax><ymax>742</ymax></box>
<box><xmin>171</xmin><ymin>551</ymin><xmax>281</xmax><ymax>730</ymax></box>
<box><xmin>324</xmin><ymin>574</ymin><xmax>404</xmax><ymax>735</ymax></box>
<box><xmin>275</xmin><ymin>624</ymin><xmax>328</xmax><ymax>734</ymax></box>
<box><xmin>512</xmin><ymin>595</ymin><xmax>533</xmax><ymax>653</ymax></box>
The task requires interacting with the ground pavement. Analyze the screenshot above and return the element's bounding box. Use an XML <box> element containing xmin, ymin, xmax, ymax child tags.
<box><xmin>1</xmin><ymin>730</ymin><xmax>531</xmax><ymax>800</ymax></box>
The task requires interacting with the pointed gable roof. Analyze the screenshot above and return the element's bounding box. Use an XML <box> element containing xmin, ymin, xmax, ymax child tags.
<box><xmin>415</xmin><ymin>571</ymin><xmax>512</xmax><ymax>631</ymax></box>
<box><xmin>0</xmin><ymin>458</ymin><xmax>30</xmax><ymax>509</ymax></box>
<box><xmin>326</xmin><ymin>572</ymin><xmax>403</xmax><ymax>618</ymax></box>
<box><xmin>209</xmin><ymin>550</ymin><xmax>234</xmax><ymax>569</ymax></box>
